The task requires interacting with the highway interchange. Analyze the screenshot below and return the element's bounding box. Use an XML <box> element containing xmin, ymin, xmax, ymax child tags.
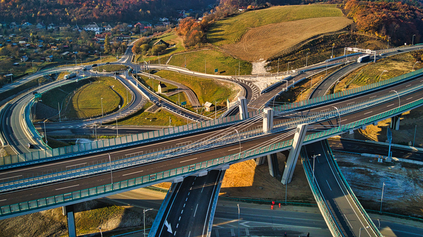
<box><xmin>1</xmin><ymin>42</ymin><xmax>423</xmax><ymax>236</ymax></box>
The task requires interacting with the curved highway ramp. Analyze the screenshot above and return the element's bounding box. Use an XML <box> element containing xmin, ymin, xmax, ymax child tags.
<box><xmin>302</xmin><ymin>140</ymin><xmax>381</xmax><ymax>237</ymax></box>
<box><xmin>149</xmin><ymin>170</ymin><xmax>225</xmax><ymax>237</ymax></box>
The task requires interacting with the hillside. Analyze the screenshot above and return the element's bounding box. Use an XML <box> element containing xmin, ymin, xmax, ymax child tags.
<box><xmin>0</xmin><ymin>0</ymin><xmax>216</xmax><ymax>24</ymax></box>
<box><xmin>207</xmin><ymin>4</ymin><xmax>352</xmax><ymax>61</ymax></box>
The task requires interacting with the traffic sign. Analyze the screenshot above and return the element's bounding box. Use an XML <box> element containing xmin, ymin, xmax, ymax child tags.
<box><xmin>215</xmin><ymin>68</ymin><xmax>218</xmax><ymax>73</ymax></box>
<box><xmin>181</xmin><ymin>101</ymin><xmax>187</xmax><ymax>106</ymax></box>
<box><xmin>34</xmin><ymin>93</ymin><xmax>42</xmax><ymax>99</ymax></box>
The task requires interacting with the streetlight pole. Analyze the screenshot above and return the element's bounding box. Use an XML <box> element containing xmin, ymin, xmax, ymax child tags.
<box><xmin>144</xmin><ymin>208</ymin><xmax>153</xmax><ymax>237</ymax></box>
<box><xmin>359</xmin><ymin>226</ymin><xmax>369</xmax><ymax>237</ymax></box>
<box><xmin>412</xmin><ymin>34</ymin><xmax>415</xmax><ymax>45</ymax></box>
<box><xmin>116</xmin><ymin>117</ymin><xmax>118</xmax><ymax>137</ymax></box>
<box><xmin>99</xmin><ymin>227</ymin><xmax>103</xmax><ymax>237</ymax></box>
<box><xmin>332</xmin><ymin>106</ymin><xmax>341</xmax><ymax>131</ymax></box>
<box><xmin>237</xmin><ymin>204</ymin><xmax>240</xmax><ymax>237</ymax></box>
<box><xmin>412</xmin><ymin>61</ymin><xmax>420</xmax><ymax>71</ymax></box>
<box><xmin>234</xmin><ymin>129</ymin><xmax>241</xmax><ymax>157</ymax></box>
<box><xmin>108</xmin><ymin>153</ymin><xmax>113</xmax><ymax>184</ymax></box>
<box><xmin>413</xmin><ymin>124</ymin><xmax>417</xmax><ymax>147</ymax></box>
<box><xmin>331</xmin><ymin>43</ymin><xmax>335</xmax><ymax>58</ymax></box>
<box><xmin>277</xmin><ymin>58</ymin><xmax>280</xmax><ymax>74</ymax></box>
<box><xmin>311</xmin><ymin>154</ymin><xmax>321</xmax><ymax>181</ymax></box>
<box><xmin>287</xmin><ymin>62</ymin><xmax>291</xmax><ymax>74</ymax></box>
<box><xmin>378</xmin><ymin>70</ymin><xmax>388</xmax><ymax>82</ymax></box>
<box><xmin>43</xmin><ymin>119</ymin><xmax>48</xmax><ymax>145</ymax></box>
<box><xmin>390</xmin><ymin>90</ymin><xmax>400</xmax><ymax>111</ymax></box>
<box><xmin>101</xmin><ymin>98</ymin><xmax>103</xmax><ymax>117</ymax></box>
<box><xmin>306</xmin><ymin>52</ymin><xmax>309</xmax><ymax>67</ymax></box>
<box><xmin>380</xmin><ymin>182</ymin><xmax>385</xmax><ymax>213</ymax></box>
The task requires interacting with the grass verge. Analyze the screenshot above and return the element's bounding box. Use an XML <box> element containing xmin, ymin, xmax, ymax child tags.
<box><xmin>153</xmin><ymin>70</ymin><xmax>239</xmax><ymax>105</ymax></box>
<box><xmin>168</xmin><ymin>49</ymin><xmax>252</xmax><ymax>75</ymax></box>
<box><xmin>93</xmin><ymin>64</ymin><xmax>128</xmax><ymax>72</ymax></box>
<box><xmin>117</xmin><ymin>102</ymin><xmax>188</xmax><ymax>126</ymax></box>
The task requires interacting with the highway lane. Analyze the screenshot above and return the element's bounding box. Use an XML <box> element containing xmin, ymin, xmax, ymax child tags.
<box><xmin>1</xmin><ymin>73</ymin><xmax>423</xmax><ymax>189</ymax></box>
<box><xmin>305</xmin><ymin>140</ymin><xmax>378</xmax><ymax>237</ymax></box>
<box><xmin>154</xmin><ymin>170</ymin><xmax>224</xmax><ymax>237</ymax></box>
<box><xmin>1</xmin><ymin>83</ymin><xmax>422</xmax><ymax>208</ymax></box>
<box><xmin>329</xmin><ymin>138</ymin><xmax>423</xmax><ymax>161</ymax></box>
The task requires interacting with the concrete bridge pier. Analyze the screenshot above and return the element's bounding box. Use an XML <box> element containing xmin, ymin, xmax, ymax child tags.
<box><xmin>267</xmin><ymin>153</ymin><xmax>280</xmax><ymax>177</ymax></box>
<box><xmin>62</xmin><ymin>205</ymin><xmax>76</xmax><ymax>237</ymax></box>
<box><xmin>263</xmin><ymin>107</ymin><xmax>274</xmax><ymax>134</ymax></box>
<box><xmin>255</xmin><ymin>157</ymin><xmax>266</xmax><ymax>165</ymax></box>
<box><xmin>238</xmin><ymin>97</ymin><xmax>249</xmax><ymax>120</ymax></box>
<box><xmin>390</xmin><ymin>115</ymin><xmax>401</xmax><ymax>130</ymax></box>
<box><xmin>281</xmin><ymin>124</ymin><xmax>308</xmax><ymax>185</ymax></box>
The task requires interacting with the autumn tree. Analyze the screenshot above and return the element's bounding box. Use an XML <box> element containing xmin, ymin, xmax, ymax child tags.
<box><xmin>104</xmin><ymin>34</ymin><xmax>111</xmax><ymax>54</ymax></box>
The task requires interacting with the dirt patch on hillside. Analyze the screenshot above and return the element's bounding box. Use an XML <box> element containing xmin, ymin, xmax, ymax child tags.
<box><xmin>222</xmin><ymin>17</ymin><xmax>352</xmax><ymax>62</ymax></box>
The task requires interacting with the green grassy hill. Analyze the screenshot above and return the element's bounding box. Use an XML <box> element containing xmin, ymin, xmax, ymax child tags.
<box><xmin>207</xmin><ymin>4</ymin><xmax>344</xmax><ymax>46</ymax></box>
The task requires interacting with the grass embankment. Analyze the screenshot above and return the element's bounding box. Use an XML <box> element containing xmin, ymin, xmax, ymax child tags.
<box><xmin>135</xmin><ymin>75</ymin><xmax>189</xmax><ymax>106</ymax></box>
<box><xmin>267</xmin><ymin>33</ymin><xmax>388</xmax><ymax>73</ymax></box>
<box><xmin>168</xmin><ymin>50</ymin><xmax>252</xmax><ymax>75</ymax></box>
<box><xmin>154</xmin><ymin>70</ymin><xmax>238</xmax><ymax>105</ymax></box>
<box><xmin>136</xmin><ymin>30</ymin><xmax>184</xmax><ymax>64</ymax></box>
<box><xmin>93</xmin><ymin>64</ymin><xmax>128</xmax><ymax>72</ymax></box>
<box><xmin>0</xmin><ymin>77</ymin><xmax>49</xmax><ymax>105</ymax></box>
<box><xmin>42</xmin><ymin>77</ymin><xmax>131</xmax><ymax>120</ymax></box>
<box><xmin>208</xmin><ymin>4</ymin><xmax>344</xmax><ymax>46</ymax></box>
<box><xmin>334</xmin><ymin>51</ymin><xmax>423</xmax><ymax>92</ymax></box>
<box><xmin>117</xmin><ymin>102</ymin><xmax>188</xmax><ymax>126</ymax></box>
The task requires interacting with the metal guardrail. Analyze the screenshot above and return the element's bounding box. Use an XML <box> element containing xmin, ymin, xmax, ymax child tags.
<box><xmin>4</xmin><ymin>79</ymin><xmax>423</xmax><ymax>188</ymax></box>
<box><xmin>322</xmin><ymin>140</ymin><xmax>381</xmax><ymax>236</ymax></box>
<box><xmin>3</xmin><ymin>92</ymin><xmax>423</xmax><ymax>217</ymax></box>
<box><xmin>273</xmin><ymin>68</ymin><xmax>423</xmax><ymax>115</ymax></box>
<box><xmin>301</xmin><ymin>148</ymin><xmax>344</xmax><ymax>237</ymax></box>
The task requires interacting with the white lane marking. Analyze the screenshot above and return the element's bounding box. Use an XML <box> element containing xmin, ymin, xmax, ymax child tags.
<box><xmin>406</xmin><ymin>97</ymin><xmax>413</xmax><ymax>100</ymax></box>
<box><xmin>180</xmin><ymin>157</ymin><xmax>197</xmax><ymax>163</ymax></box>
<box><xmin>188</xmin><ymin>231</ymin><xmax>191</xmax><ymax>237</ymax></box>
<box><xmin>193</xmin><ymin>204</ymin><xmax>199</xmax><ymax>217</ymax></box>
<box><xmin>188</xmin><ymin>192</ymin><xmax>190</xmax><ymax>196</ymax></box>
<box><xmin>341</xmin><ymin>119</ymin><xmax>348</xmax><ymax>122</ymax></box>
<box><xmin>406</xmin><ymin>84</ymin><xmax>412</xmax><ymax>87</ymax></box>
<box><xmin>122</xmin><ymin>170</ymin><xmax>144</xmax><ymax>177</ymax></box>
<box><xmin>0</xmin><ymin>175</ymin><xmax>22</xmax><ymax>181</ymax></box>
<box><xmin>183</xmin><ymin>203</ymin><xmax>186</xmax><ymax>208</ymax></box>
<box><xmin>179</xmin><ymin>216</ymin><xmax>181</xmax><ymax>221</ymax></box>
<box><xmin>181</xmin><ymin>209</ymin><xmax>184</xmax><ymax>214</ymax></box>
<box><xmin>386</xmin><ymin>104</ymin><xmax>394</xmax><ymax>107</ymax></box>
<box><xmin>344</xmin><ymin>214</ymin><xmax>352</xmax><ymax>228</ymax></box>
<box><xmin>201</xmin><ymin>183</ymin><xmax>205</xmax><ymax>193</ymax></box>
<box><xmin>370</xmin><ymin>95</ymin><xmax>377</xmax><ymax>98</ymax></box>
<box><xmin>364</xmin><ymin>111</ymin><xmax>373</xmax><ymax>115</ymax></box>
<box><xmin>176</xmin><ymin>223</ymin><xmax>179</xmax><ymax>228</ymax></box>
<box><xmin>66</xmin><ymin>162</ymin><xmax>87</xmax><ymax>168</ymax></box>
<box><xmin>326</xmin><ymin>180</ymin><xmax>332</xmax><ymax>191</ymax></box>
<box><xmin>185</xmin><ymin>198</ymin><xmax>188</xmax><ymax>201</ymax></box>
<box><xmin>55</xmin><ymin>184</ymin><xmax>79</xmax><ymax>191</ymax></box>
<box><xmin>228</xmin><ymin>147</ymin><xmax>243</xmax><ymax>152</ymax></box>
<box><xmin>0</xmin><ymin>199</ymin><xmax>7</xmax><ymax>202</ymax></box>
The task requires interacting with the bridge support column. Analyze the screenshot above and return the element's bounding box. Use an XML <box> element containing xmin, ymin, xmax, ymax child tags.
<box><xmin>255</xmin><ymin>157</ymin><xmax>266</xmax><ymax>165</ymax></box>
<box><xmin>238</xmin><ymin>97</ymin><xmax>249</xmax><ymax>120</ymax></box>
<box><xmin>267</xmin><ymin>153</ymin><xmax>279</xmax><ymax>177</ymax></box>
<box><xmin>390</xmin><ymin>115</ymin><xmax>400</xmax><ymax>130</ymax></box>
<box><xmin>62</xmin><ymin>205</ymin><xmax>76</xmax><ymax>237</ymax></box>
<box><xmin>281</xmin><ymin>124</ymin><xmax>308</xmax><ymax>185</ymax></box>
<box><xmin>263</xmin><ymin>107</ymin><xmax>274</xmax><ymax>134</ymax></box>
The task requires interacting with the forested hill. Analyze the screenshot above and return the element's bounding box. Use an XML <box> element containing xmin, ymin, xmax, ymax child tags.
<box><xmin>0</xmin><ymin>0</ymin><xmax>217</xmax><ymax>24</ymax></box>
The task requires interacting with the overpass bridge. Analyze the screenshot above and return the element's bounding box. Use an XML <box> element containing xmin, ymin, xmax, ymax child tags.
<box><xmin>1</xmin><ymin>45</ymin><xmax>423</xmax><ymax>236</ymax></box>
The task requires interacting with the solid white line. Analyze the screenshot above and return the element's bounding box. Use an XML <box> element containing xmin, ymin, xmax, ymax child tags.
<box><xmin>0</xmin><ymin>175</ymin><xmax>22</xmax><ymax>181</ymax></box>
<box><xmin>0</xmin><ymin>199</ymin><xmax>7</xmax><ymax>202</ymax></box>
<box><xmin>66</xmin><ymin>162</ymin><xmax>87</xmax><ymax>168</ymax></box>
<box><xmin>228</xmin><ymin>147</ymin><xmax>243</xmax><ymax>152</ymax></box>
<box><xmin>386</xmin><ymin>104</ymin><xmax>394</xmax><ymax>107</ymax></box>
<box><xmin>180</xmin><ymin>157</ymin><xmax>197</xmax><ymax>163</ymax></box>
<box><xmin>193</xmin><ymin>204</ymin><xmax>199</xmax><ymax>217</ymax></box>
<box><xmin>326</xmin><ymin>180</ymin><xmax>332</xmax><ymax>191</ymax></box>
<box><xmin>364</xmin><ymin>111</ymin><xmax>373</xmax><ymax>115</ymax></box>
<box><xmin>55</xmin><ymin>184</ymin><xmax>79</xmax><ymax>191</ymax></box>
<box><xmin>341</xmin><ymin>119</ymin><xmax>348</xmax><ymax>122</ymax></box>
<box><xmin>406</xmin><ymin>97</ymin><xmax>413</xmax><ymax>100</ymax></box>
<box><xmin>344</xmin><ymin>214</ymin><xmax>352</xmax><ymax>228</ymax></box>
<box><xmin>122</xmin><ymin>170</ymin><xmax>144</xmax><ymax>177</ymax></box>
<box><xmin>406</xmin><ymin>84</ymin><xmax>411</xmax><ymax>87</ymax></box>
<box><xmin>188</xmin><ymin>231</ymin><xmax>191</xmax><ymax>237</ymax></box>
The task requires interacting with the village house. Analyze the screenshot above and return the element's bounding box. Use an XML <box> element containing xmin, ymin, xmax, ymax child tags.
<box><xmin>204</xmin><ymin>102</ymin><xmax>214</xmax><ymax>112</ymax></box>
<box><xmin>158</xmin><ymin>82</ymin><xmax>167</xmax><ymax>94</ymax></box>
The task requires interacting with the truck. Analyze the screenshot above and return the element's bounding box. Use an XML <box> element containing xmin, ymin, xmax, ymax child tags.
<box><xmin>64</xmin><ymin>72</ymin><xmax>77</xmax><ymax>79</ymax></box>
<box><xmin>357</xmin><ymin>54</ymin><xmax>371</xmax><ymax>63</ymax></box>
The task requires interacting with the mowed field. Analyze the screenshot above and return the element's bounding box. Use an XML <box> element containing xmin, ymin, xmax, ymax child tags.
<box><xmin>207</xmin><ymin>4</ymin><xmax>352</xmax><ymax>61</ymax></box>
<box><xmin>223</xmin><ymin>17</ymin><xmax>352</xmax><ymax>61</ymax></box>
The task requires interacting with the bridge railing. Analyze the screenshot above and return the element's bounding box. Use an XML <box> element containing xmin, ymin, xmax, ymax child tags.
<box><xmin>274</xmin><ymin>68</ymin><xmax>423</xmax><ymax>114</ymax></box>
<box><xmin>301</xmin><ymin>148</ymin><xmax>344</xmax><ymax>237</ymax></box>
<box><xmin>322</xmin><ymin>140</ymin><xmax>381</xmax><ymax>236</ymax></box>
<box><xmin>0</xmin><ymin>109</ymin><xmax>265</xmax><ymax>168</ymax></box>
<box><xmin>2</xmin><ymin>92</ymin><xmax>423</xmax><ymax>217</ymax></box>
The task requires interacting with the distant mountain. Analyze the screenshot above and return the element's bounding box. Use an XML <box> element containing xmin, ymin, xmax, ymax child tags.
<box><xmin>0</xmin><ymin>0</ymin><xmax>218</xmax><ymax>24</ymax></box>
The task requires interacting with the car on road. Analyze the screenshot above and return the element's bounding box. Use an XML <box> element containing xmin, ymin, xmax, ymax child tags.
<box><xmin>92</xmin><ymin>64</ymin><xmax>98</xmax><ymax>67</ymax></box>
